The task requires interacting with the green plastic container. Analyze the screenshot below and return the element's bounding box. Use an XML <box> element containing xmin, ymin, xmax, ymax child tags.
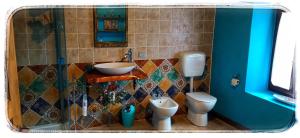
<box><xmin>121</xmin><ymin>105</ymin><xmax>135</xmax><ymax>128</ymax></box>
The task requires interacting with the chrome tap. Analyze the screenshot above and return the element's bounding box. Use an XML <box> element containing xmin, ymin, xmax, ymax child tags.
<box><xmin>120</xmin><ymin>48</ymin><xmax>133</xmax><ymax>62</ymax></box>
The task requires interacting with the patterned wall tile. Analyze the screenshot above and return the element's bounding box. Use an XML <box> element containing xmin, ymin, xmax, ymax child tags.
<box><xmin>139</xmin><ymin>95</ymin><xmax>151</xmax><ymax>109</ymax></box>
<box><xmin>141</xmin><ymin>60</ymin><xmax>157</xmax><ymax>76</ymax></box>
<box><xmin>167</xmin><ymin>85</ymin><xmax>179</xmax><ymax>98</ymax></box>
<box><xmin>30</xmin><ymin>97</ymin><xmax>51</xmax><ymax>116</ymax></box>
<box><xmin>41</xmin><ymin>65</ymin><xmax>57</xmax><ymax>85</ymax></box>
<box><xmin>142</xmin><ymin>79</ymin><xmax>157</xmax><ymax>93</ymax></box>
<box><xmin>22</xmin><ymin>110</ymin><xmax>41</xmax><ymax>128</ymax></box>
<box><xmin>134</xmin><ymin>87</ymin><xmax>148</xmax><ymax>103</ymax></box>
<box><xmin>17</xmin><ymin>57</ymin><xmax>210</xmax><ymax>129</ymax></box>
<box><xmin>21</xmin><ymin>89</ymin><xmax>37</xmax><ymax>107</ymax></box>
<box><xmin>70</xmin><ymin>103</ymin><xmax>82</xmax><ymax>121</ymax></box>
<box><xmin>67</xmin><ymin>64</ymin><xmax>84</xmax><ymax>81</ymax></box>
<box><xmin>77</xmin><ymin>115</ymin><xmax>95</xmax><ymax>128</ymax></box>
<box><xmin>45</xmin><ymin>107</ymin><xmax>61</xmax><ymax>123</ymax></box>
<box><xmin>28</xmin><ymin>76</ymin><xmax>48</xmax><ymax>96</ymax></box>
<box><xmin>151</xmin><ymin>86</ymin><xmax>164</xmax><ymax>97</ymax></box>
<box><xmin>18</xmin><ymin>66</ymin><xmax>37</xmax><ymax>87</ymax></box>
<box><xmin>41</xmin><ymin>87</ymin><xmax>59</xmax><ymax>105</ymax></box>
<box><xmin>159</xmin><ymin>78</ymin><xmax>172</xmax><ymax>92</ymax></box>
<box><xmin>150</xmin><ymin>69</ymin><xmax>164</xmax><ymax>84</ymax></box>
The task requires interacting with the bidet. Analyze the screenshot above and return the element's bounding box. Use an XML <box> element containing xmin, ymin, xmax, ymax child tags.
<box><xmin>150</xmin><ymin>97</ymin><xmax>178</xmax><ymax>131</ymax></box>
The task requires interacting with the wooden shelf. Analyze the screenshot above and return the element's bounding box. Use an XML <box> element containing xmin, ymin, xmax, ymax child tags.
<box><xmin>84</xmin><ymin>68</ymin><xmax>147</xmax><ymax>84</ymax></box>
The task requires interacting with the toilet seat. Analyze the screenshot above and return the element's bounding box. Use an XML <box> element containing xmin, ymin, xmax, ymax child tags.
<box><xmin>186</xmin><ymin>92</ymin><xmax>217</xmax><ymax>103</ymax></box>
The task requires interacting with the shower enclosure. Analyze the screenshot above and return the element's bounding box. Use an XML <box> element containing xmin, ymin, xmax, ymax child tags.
<box><xmin>10</xmin><ymin>8</ymin><xmax>70</xmax><ymax>130</ymax></box>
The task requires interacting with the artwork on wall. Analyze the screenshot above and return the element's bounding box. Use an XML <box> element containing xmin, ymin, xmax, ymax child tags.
<box><xmin>94</xmin><ymin>6</ymin><xmax>128</xmax><ymax>47</ymax></box>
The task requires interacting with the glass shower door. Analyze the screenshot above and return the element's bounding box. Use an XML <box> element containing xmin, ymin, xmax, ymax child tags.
<box><xmin>13</xmin><ymin>8</ymin><xmax>68</xmax><ymax>131</ymax></box>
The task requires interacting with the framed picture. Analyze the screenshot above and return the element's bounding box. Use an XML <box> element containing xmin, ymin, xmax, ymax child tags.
<box><xmin>94</xmin><ymin>6</ymin><xmax>128</xmax><ymax>47</ymax></box>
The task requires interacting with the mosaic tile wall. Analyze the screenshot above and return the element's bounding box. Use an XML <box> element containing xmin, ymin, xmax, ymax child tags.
<box><xmin>18</xmin><ymin>58</ymin><xmax>210</xmax><ymax>129</ymax></box>
<box><xmin>17</xmin><ymin>65</ymin><xmax>62</xmax><ymax>128</ymax></box>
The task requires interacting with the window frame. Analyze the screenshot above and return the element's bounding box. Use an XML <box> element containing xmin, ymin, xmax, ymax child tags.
<box><xmin>268</xmin><ymin>10</ymin><xmax>295</xmax><ymax>98</ymax></box>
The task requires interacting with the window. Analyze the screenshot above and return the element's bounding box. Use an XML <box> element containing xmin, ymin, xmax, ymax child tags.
<box><xmin>269</xmin><ymin>11</ymin><xmax>296</xmax><ymax>98</ymax></box>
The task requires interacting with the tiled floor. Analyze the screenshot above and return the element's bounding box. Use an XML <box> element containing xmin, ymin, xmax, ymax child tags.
<box><xmin>84</xmin><ymin>114</ymin><xmax>248</xmax><ymax>132</ymax></box>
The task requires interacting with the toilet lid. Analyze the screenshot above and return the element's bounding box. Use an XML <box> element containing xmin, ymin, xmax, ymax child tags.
<box><xmin>186</xmin><ymin>92</ymin><xmax>217</xmax><ymax>102</ymax></box>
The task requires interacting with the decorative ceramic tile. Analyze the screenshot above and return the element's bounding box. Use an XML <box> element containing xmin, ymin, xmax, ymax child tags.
<box><xmin>21</xmin><ymin>104</ymin><xmax>28</xmax><ymax>114</ymax></box>
<box><xmin>87</xmin><ymin>86</ymin><xmax>98</xmax><ymax>100</ymax></box>
<box><xmin>45</xmin><ymin>107</ymin><xmax>61</xmax><ymax>123</ymax></box>
<box><xmin>123</xmin><ymin>81</ymin><xmax>135</xmax><ymax>95</ymax></box>
<box><xmin>22</xmin><ymin>89</ymin><xmax>37</xmax><ymax>107</ymax></box>
<box><xmin>67</xmin><ymin>64</ymin><xmax>84</xmax><ymax>81</ymax></box>
<box><xmin>134</xmin><ymin>60</ymin><xmax>148</xmax><ymax>68</ymax></box>
<box><xmin>167</xmin><ymin>85</ymin><xmax>179</xmax><ymax>98</ymax></box>
<box><xmin>69</xmin><ymin>89</ymin><xmax>83</xmax><ymax>104</ymax></box>
<box><xmin>41</xmin><ymin>65</ymin><xmax>57</xmax><ymax>85</ymax></box>
<box><xmin>54</xmin><ymin>98</ymin><xmax>68</xmax><ymax>110</ymax></box>
<box><xmin>134</xmin><ymin>87</ymin><xmax>148</xmax><ymax>103</ymax></box>
<box><xmin>18</xmin><ymin>66</ymin><xmax>37</xmax><ymax>87</ymax></box>
<box><xmin>41</xmin><ymin>87</ymin><xmax>59</xmax><ymax>105</ymax></box>
<box><xmin>116</xmin><ymin>80</ymin><xmax>129</xmax><ymax>91</ymax></box>
<box><xmin>151</xmin><ymin>86</ymin><xmax>164</xmax><ymax>97</ymax></box>
<box><xmin>22</xmin><ymin>110</ymin><xmax>41</xmax><ymax>128</ymax></box>
<box><xmin>141</xmin><ymin>60</ymin><xmax>157</xmax><ymax>76</ymax></box>
<box><xmin>140</xmin><ymin>95</ymin><xmax>151</xmax><ymax>109</ymax></box>
<box><xmin>27</xmin><ymin>65</ymin><xmax>47</xmax><ymax>74</ymax></box>
<box><xmin>87</xmin><ymin>102</ymin><xmax>102</xmax><ymax>120</ymax></box>
<box><xmin>174</xmin><ymin>62</ymin><xmax>181</xmax><ymax>73</ymax></box>
<box><xmin>77</xmin><ymin>115</ymin><xmax>95</xmax><ymax>128</ymax></box>
<box><xmin>175</xmin><ymin>76</ymin><xmax>186</xmax><ymax>91</ymax></box>
<box><xmin>159</xmin><ymin>78</ymin><xmax>172</xmax><ymax>92</ymax></box>
<box><xmin>135</xmin><ymin>79</ymin><xmax>147</xmax><ymax>90</ymax></box>
<box><xmin>88</xmin><ymin>119</ymin><xmax>102</xmax><ymax>128</ymax></box>
<box><xmin>17</xmin><ymin>56</ymin><xmax>211</xmax><ymax>129</ymax></box>
<box><xmin>151</xmin><ymin>59</ymin><xmax>164</xmax><ymax>67</ymax></box>
<box><xmin>183</xmin><ymin>83</ymin><xmax>191</xmax><ymax>94</ymax></box>
<box><xmin>70</xmin><ymin>103</ymin><xmax>82</xmax><ymax>121</ymax></box>
<box><xmin>19</xmin><ymin>83</ymin><xmax>27</xmax><ymax>96</ymax></box>
<box><xmin>159</xmin><ymin>59</ymin><xmax>172</xmax><ymax>74</ymax></box>
<box><xmin>174</xmin><ymin>92</ymin><xmax>186</xmax><ymax>113</ymax></box>
<box><xmin>142</xmin><ymin>79</ymin><xmax>157</xmax><ymax>94</ymax></box>
<box><xmin>135</xmin><ymin>104</ymin><xmax>145</xmax><ymax>120</ymax></box>
<box><xmin>17</xmin><ymin>66</ymin><xmax>24</xmax><ymax>72</ymax></box>
<box><xmin>116</xmin><ymin>90</ymin><xmax>131</xmax><ymax>102</ymax></box>
<box><xmin>167</xmin><ymin>68</ymin><xmax>179</xmax><ymax>83</ymax></box>
<box><xmin>36</xmin><ymin>118</ymin><xmax>50</xmax><ymax>126</ymax></box>
<box><xmin>167</xmin><ymin>58</ymin><xmax>179</xmax><ymax>66</ymax></box>
<box><xmin>29</xmin><ymin>76</ymin><xmax>48</xmax><ymax>96</ymax></box>
<box><xmin>198</xmin><ymin>82</ymin><xmax>209</xmax><ymax>92</ymax></box>
<box><xmin>30</xmin><ymin>97</ymin><xmax>51</xmax><ymax>116</ymax></box>
<box><xmin>150</xmin><ymin>68</ymin><xmax>164</xmax><ymax>84</ymax></box>
<box><xmin>70</xmin><ymin>123</ymin><xmax>83</xmax><ymax>130</ymax></box>
<box><xmin>109</xmin><ymin>103</ymin><xmax>122</xmax><ymax>116</ymax></box>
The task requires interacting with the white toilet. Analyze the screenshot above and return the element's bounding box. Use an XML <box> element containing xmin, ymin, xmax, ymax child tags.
<box><xmin>180</xmin><ymin>51</ymin><xmax>217</xmax><ymax>126</ymax></box>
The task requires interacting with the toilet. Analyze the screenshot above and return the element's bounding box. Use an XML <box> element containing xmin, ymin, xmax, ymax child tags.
<box><xmin>180</xmin><ymin>51</ymin><xmax>217</xmax><ymax>126</ymax></box>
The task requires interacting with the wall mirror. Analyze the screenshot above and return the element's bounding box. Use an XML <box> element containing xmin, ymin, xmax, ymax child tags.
<box><xmin>94</xmin><ymin>6</ymin><xmax>128</xmax><ymax>47</ymax></box>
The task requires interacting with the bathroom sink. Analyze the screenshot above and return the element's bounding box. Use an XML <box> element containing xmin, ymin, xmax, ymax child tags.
<box><xmin>94</xmin><ymin>62</ymin><xmax>136</xmax><ymax>75</ymax></box>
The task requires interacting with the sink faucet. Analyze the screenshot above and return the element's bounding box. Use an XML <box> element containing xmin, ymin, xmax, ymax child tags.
<box><xmin>120</xmin><ymin>48</ymin><xmax>133</xmax><ymax>62</ymax></box>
